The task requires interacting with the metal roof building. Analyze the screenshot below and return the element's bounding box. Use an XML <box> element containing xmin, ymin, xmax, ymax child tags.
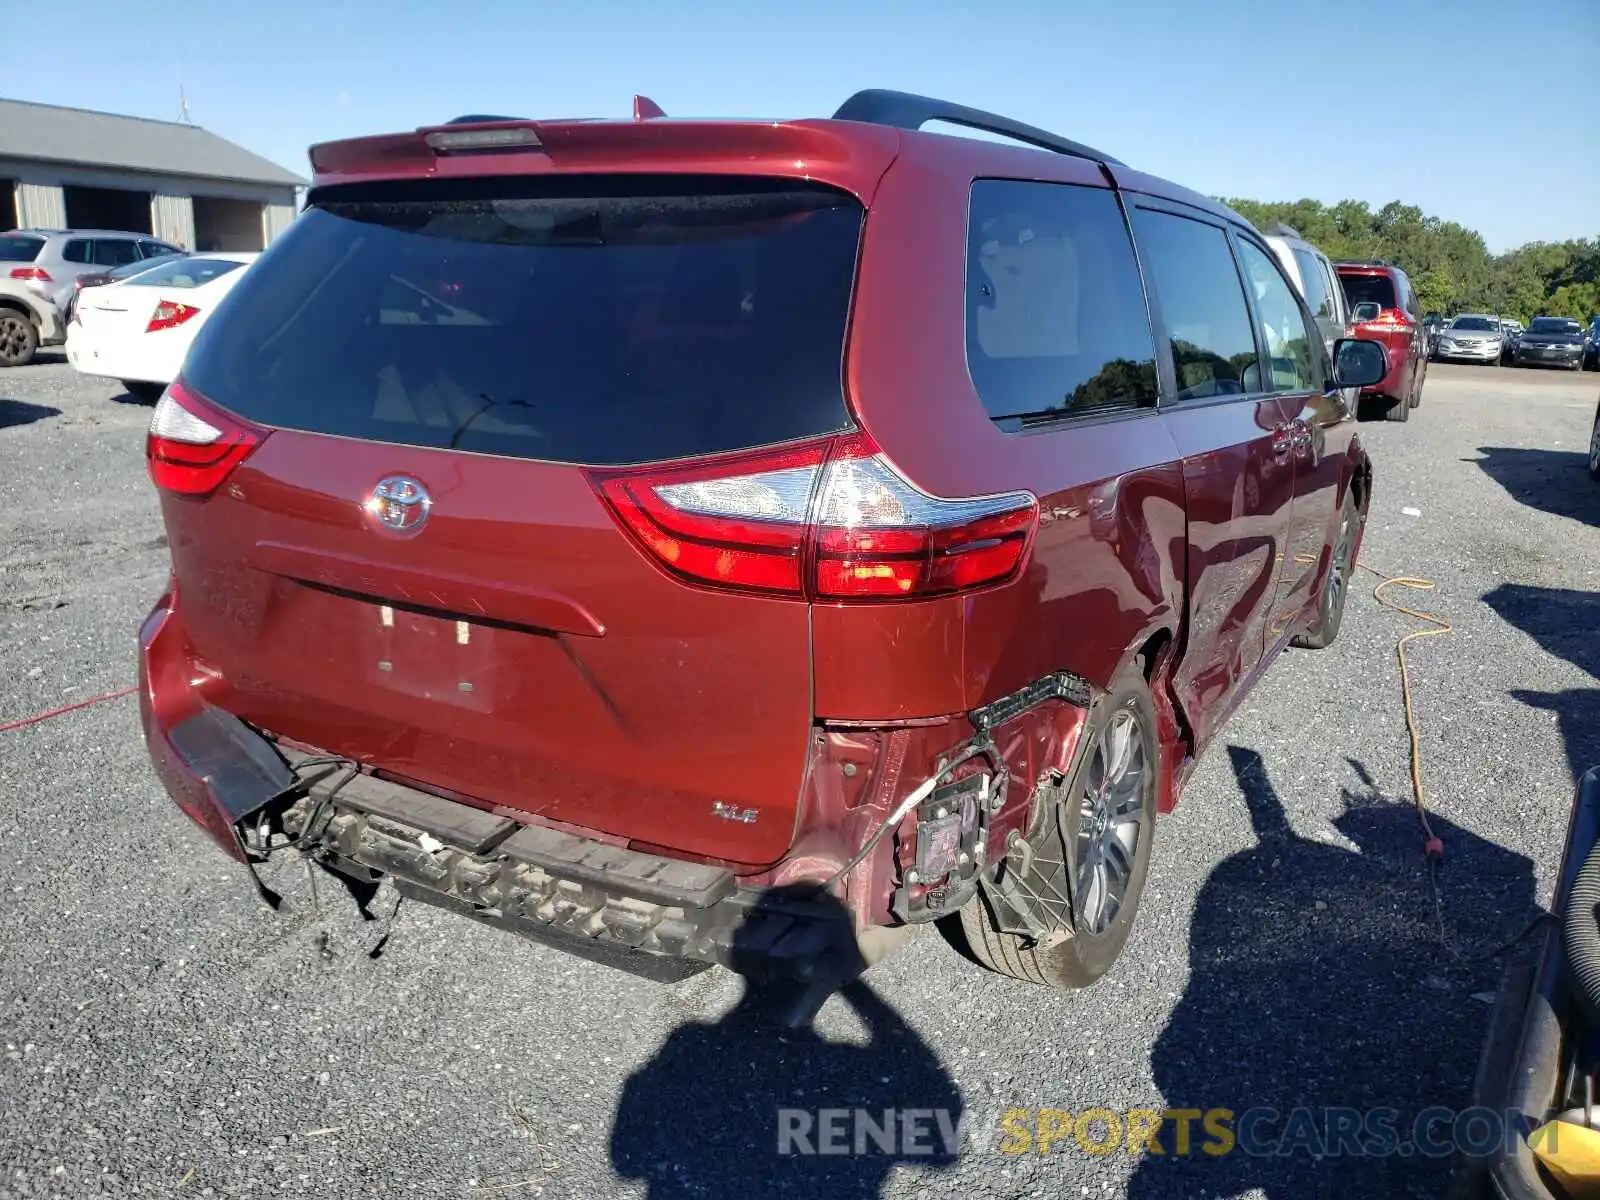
<box><xmin>0</xmin><ymin>98</ymin><xmax>303</xmax><ymax>252</ymax></box>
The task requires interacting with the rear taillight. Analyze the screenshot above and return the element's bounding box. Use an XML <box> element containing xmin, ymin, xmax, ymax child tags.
<box><xmin>591</xmin><ymin>434</ymin><xmax>1038</xmax><ymax>601</ymax></box>
<box><xmin>146</xmin><ymin>380</ymin><xmax>266</xmax><ymax>497</ymax></box>
<box><xmin>147</xmin><ymin>301</ymin><xmax>200</xmax><ymax>333</ymax></box>
<box><xmin>1365</xmin><ymin>308</ymin><xmax>1413</xmax><ymax>328</ymax></box>
<box><xmin>9</xmin><ymin>267</ymin><xmax>51</xmax><ymax>282</ymax></box>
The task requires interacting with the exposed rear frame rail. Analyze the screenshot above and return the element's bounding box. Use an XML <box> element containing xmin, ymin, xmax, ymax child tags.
<box><xmin>832</xmin><ymin>88</ymin><xmax>1123</xmax><ymax>167</ymax></box>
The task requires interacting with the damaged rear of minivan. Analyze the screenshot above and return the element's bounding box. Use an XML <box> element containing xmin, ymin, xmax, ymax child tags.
<box><xmin>139</xmin><ymin>111</ymin><xmax>1117</xmax><ymax>1002</ymax></box>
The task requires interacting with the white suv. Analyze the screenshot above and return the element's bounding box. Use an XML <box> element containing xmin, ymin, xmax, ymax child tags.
<box><xmin>0</xmin><ymin>228</ymin><xmax>185</xmax><ymax>312</ymax></box>
<box><xmin>1262</xmin><ymin>223</ymin><xmax>1356</xmax><ymax>409</ymax></box>
<box><xmin>1261</xmin><ymin>223</ymin><xmax>1352</xmax><ymax>355</ymax></box>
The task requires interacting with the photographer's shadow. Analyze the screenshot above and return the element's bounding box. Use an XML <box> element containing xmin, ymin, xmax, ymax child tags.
<box><xmin>609</xmin><ymin>887</ymin><xmax>962</xmax><ymax>1198</ymax></box>
<box><xmin>1129</xmin><ymin>747</ymin><xmax>1536</xmax><ymax>1199</ymax></box>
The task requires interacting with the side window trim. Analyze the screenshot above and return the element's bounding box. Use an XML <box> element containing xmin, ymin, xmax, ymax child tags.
<box><xmin>1319</xmin><ymin>256</ymin><xmax>1344</xmax><ymax>322</ymax></box>
<box><xmin>1110</xmin><ymin>187</ymin><xmax>1178</xmax><ymax>409</ymax></box>
<box><xmin>1231</xmin><ymin>229</ymin><xmax>1331</xmax><ymax>395</ymax></box>
<box><xmin>1126</xmin><ymin>196</ymin><xmax>1272</xmax><ymax>411</ymax></box>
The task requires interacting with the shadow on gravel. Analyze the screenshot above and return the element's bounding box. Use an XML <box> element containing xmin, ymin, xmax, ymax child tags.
<box><xmin>1483</xmin><ymin>583</ymin><xmax>1600</xmax><ymax>787</ymax></box>
<box><xmin>1130</xmin><ymin>747</ymin><xmax>1536</xmax><ymax>1200</ymax></box>
<box><xmin>0</xmin><ymin>398</ymin><xmax>62</xmax><ymax>429</ymax></box>
<box><xmin>109</xmin><ymin>389</ymin><xmax>160</xmax><ymax>407</ymax></box>
<box><xmin>610</xmin><ymin>887</ymin><xmax>961</xmax><ymax>1199</ymax></box>
<box><xmin>1472</xmin><ymin>446</ymin><xmax>1600</xmax><ymax>527</ymax></box>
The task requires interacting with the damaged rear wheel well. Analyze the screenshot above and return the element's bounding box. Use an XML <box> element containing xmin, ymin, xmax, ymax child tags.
<box><xmin>1135</xmin><ymin>629</ymin><xmax>1173</xmax><ymax>684</ymax></box>
<box><xmin>1349</xmin><ymin>455</ymin><xmax>1371</xmax><ymax>516</ymax></box>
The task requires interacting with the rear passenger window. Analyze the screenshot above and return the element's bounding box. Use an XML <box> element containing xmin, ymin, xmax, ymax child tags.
<box><xmin>93</xmin><ymin>239</ymin><xmax>142</xmax><ymax>267</ymax></box>
<box><xmin>62</xmin><ymin>240</ymin><xmax>93</xmax><ymax>265</ymax></box>
<box><xmin>1291</xmin><ymin>248</ymin><xmax>1335</xmax><ymax>320</ymax></box>
<box><xmin>1130</xmin><ymin>209</ymin><xmax>1260</xmax><ymax>400</ymax></box>
<box><xmin>965</xmin><ymin>180</ymin><xmax>1157</xmax><ymax>427</ymax></box>
<box><xmin>1237</xmin><ymin>240</ymin><xmax>1320</xmax><ymax>392</ymax></box>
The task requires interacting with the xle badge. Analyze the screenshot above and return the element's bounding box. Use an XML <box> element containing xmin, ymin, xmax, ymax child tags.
<box><xmin>711</xmin><ymin>802</ymin><xmax>758</xmax><ymax>824</ymax></box>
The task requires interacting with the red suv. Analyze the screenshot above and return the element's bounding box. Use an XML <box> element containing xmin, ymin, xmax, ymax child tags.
<box><xmin>139</xmin><ymin>91</ymin><xmax>1385</xmax><ymax>996</ymax></box>
<box><xmin>1335</xmin><ymin>261</ymin><xmax>1428</xmax><ymax>422</ymax></box>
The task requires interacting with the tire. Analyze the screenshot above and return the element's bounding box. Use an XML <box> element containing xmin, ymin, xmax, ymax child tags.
<box><xmin>0</xmin><ymin>308</ymin><xmax>38</xmax><ymax>368</ymax></box>
<box><xmin>1588</xmin><ymin>406</ymin><xmax>1600</xmax><ymax>483</ymax></box>
<box><xmin>1412</xmin><ymin>362</ymin><xmax>1425</xmax><ymax>407</ymax></box>
<box><xmin>1293</xmin><ymin>487</ymin><xmax>1359</xmax><ymax>650</ymax></box>
<box><xmin>1383</xmin><ymin>392</ymin><xmax>1411</xmax><ymax>422</ymax></box>
<box><xmin>949</xmin><ymin>665</ymin><xmax>1160</xmax><ymax>989</ymax></box>
<box><xmin>121</xmin><ymin>380</ymin><xmax>166</xmax><ymax>404</ymax></box>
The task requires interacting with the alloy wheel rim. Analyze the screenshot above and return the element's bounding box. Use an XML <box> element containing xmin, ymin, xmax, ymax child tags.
<box><xmin>1074</xmin><ymin>708</ymin><xmax>1149</xmax><ymax>937</ymax></box>
<box><xmin>1328</xmin><ymin>513</ymin><xmax>1355</xmax><ymax>614</ymax></box>
<box><xmin>1590</xmin><ymin>419</ymin><xmax>1600</xmax><ymax>473</ymax></box>
<box><xmin>0</xmin><ymin>316</ymin><xmax>25</xmax><ymax>361</ymax></box>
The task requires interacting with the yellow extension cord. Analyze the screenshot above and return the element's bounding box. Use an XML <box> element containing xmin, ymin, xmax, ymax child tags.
<box><xmin>1356</xmin><ymin>561</ymin><xmax>1454</xmax><ymax>858</ymax></box>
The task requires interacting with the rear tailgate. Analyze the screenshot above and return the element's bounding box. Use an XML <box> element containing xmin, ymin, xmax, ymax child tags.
<box><xmin>162</xmin><ymin>172</ymin><xmax>869</xmax><ymax>867</ymax></box>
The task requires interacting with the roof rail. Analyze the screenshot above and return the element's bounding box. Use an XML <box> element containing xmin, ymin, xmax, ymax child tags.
<box><xmin>831</xmin><ymin>89</ymin><xmax>1123</xmax><ymax>167</ymax></box>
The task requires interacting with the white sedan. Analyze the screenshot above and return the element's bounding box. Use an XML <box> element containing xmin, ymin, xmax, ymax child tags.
<box><xmin>66</xmin><ymin>253</ymin><xmax>257</xmax><ymax>401</ymax></box>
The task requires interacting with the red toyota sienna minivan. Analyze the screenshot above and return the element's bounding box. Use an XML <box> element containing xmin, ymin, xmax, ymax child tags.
<box><xmin>139</xmin><ymin>91</ymin><xmax>1385</xmax><ymax>999</ymax></box>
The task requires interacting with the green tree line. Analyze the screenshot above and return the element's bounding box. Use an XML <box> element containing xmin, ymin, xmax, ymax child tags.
<box><xmin>1222</xmin><ymin>197</ymin><xmax>1600</xmax><ymax>324</ymax></box>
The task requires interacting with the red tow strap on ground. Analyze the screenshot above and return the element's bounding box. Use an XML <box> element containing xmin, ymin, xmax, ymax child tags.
<box><xmin>0</xmin><ymin>686</ymin><xmax>137</xmax><ymax>733</ymax></box>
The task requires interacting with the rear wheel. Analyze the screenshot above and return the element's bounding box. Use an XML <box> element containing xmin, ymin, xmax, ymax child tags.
<box><xmin>1293</xmin><ymin>488</ymin><xmax>1359</xmax><ymax>650</ymax></box>
<box><xmin>1588</xmin><ymin>406</ymin><xmax>1600</xmax><ymax>482</ymax></box>
<box><xmin>1384</xmin><ymin>392</ymin><xmax>1412</xmax><ymax>422</ymax></box>
<box><xmin>0</xmin><ymin>309</ymin><xmax>38</xmax><ymax>368</ymax></box>
<box><xmin>121</xmin><ymin>381</ymin><xmax>166</xmax><ymax>403</ymax></box>
<box><xmin>949</xmin><ymin>666</ymin><xmax>1160</xmax><ymax>989</ymax></box>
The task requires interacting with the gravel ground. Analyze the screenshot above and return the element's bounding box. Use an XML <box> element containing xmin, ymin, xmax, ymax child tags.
<box><xmin>2</xmin><ymin>359</ymin><xmax>1598</xmax><ymax>1200</ymax></box>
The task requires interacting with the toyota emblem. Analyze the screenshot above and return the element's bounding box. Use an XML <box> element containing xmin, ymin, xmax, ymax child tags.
<box><xmin>365</xmin><ymin>475</ymin><xmax>431</xmax><ymax>535</ymax></box>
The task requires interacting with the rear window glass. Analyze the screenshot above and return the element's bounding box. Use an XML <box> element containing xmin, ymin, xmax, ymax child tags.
<box><xmin>182</xmin><ymin>177</ymin><xmax>863</xmax><ymax>467</ymax></box>
<box><xmin>109</xmin><ymin>253</ymin><xmax>186</xmax><ymax>281</ymax></box>
<box><xmin>965</xmin><ymin>180</ymin><xmax>1158</xmax><ymax>427</ymax></box>
<box><xmin>124</xmin><ymin>257</ymin><xmax>245</xmax><ymax>288</ymax></box>
<box><xmin>0</xmin><ymin>235</ymin><xmax>43</xmax><ymax>263</ymax></box>
<box><xmin>1338</xmin><ymin>272</ymin><xmax>1396</xmax><ymax>311</ymax></box>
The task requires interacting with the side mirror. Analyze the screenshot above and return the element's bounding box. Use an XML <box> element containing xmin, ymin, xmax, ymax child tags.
<box><xmin>1333</xmin><ymin>338</ymin><xmax>1388</xmax><ymax>389</ymax></box>
<box><xmin>1351</xmin><ymin>301</ymin><xmax>1382</xmax><ymax>323</ymax></box>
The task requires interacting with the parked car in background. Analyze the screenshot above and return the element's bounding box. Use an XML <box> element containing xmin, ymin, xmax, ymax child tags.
<box><xmin>135</xmin><ymin>90</ymin><xmax>1388</xmax><ymax>998</ymax></box>
<box><xmin>64</xmin><ymin>251</ymin><xmax>190</xmax><ymax>324</ymax></box>
<box><xmin>67</xmin><ymin>253</ymin><xmax>256</xmax><ymax>401</ymax></box>
<box><xmin>1590</xmin><ymin>396</ymin><xmax>1600</xmax><ymax>481</ymax></box>
<box><xmin>0</xmin><ymin>229</ymin><xmax>185</xmax><ymax>313</ymax></box>
<box><xmin>1513</xmin><ymin>316</ymin><xmax>1585</xmax><ymax>370</ymax></box>
<box><xmin>1336</xmin><ymin>260</ymin><xmax>1427</xmax><ymax>421</ymax></box>
<box><xmin>1262</xmin><ymin>223</ymin><xmax>1355</xmax><ymax>413</ymax></box>
<box><xmin>1582</xmin><ymin>317</ymin><xmax>1600</xmax><ymax>371</ymax></box>
<box><xmin>1434</xmin><ymin>314</ymin><xmax>1505</xmax><ymax>365</ymax></box>
<box><xmin>0</xmin><ymin>274</ymin><xmax>66</xmax><ymax>367</ymax></box>
<box><xmin>1500</xmin><ymin>318</ymin><xmax>1524</xmax><ymax>363</ymax></box>
<box><xmin>1422</xmin><ymin>313</ymin><xmax>1449</xmax><ymax>355</ymax></box>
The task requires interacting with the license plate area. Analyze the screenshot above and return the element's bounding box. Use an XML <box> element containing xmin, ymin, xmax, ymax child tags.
<box><xmin>363</xmin><ymin>603</ymin><xmax>497</xmax><ymax>712</ymax></box>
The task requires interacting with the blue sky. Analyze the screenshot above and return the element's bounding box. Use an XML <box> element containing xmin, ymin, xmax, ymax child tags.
<box><xmin>14</xmin><ymin>0</ymin><xmax>1598</xmax><ymax>253</ymax></box>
